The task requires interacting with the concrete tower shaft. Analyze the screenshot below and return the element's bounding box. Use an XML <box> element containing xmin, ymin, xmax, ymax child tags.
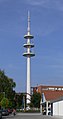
<box><xmin>23</xmin><ymin>12</ymin><xmax>35</xmax><ymax>104</ymax></box>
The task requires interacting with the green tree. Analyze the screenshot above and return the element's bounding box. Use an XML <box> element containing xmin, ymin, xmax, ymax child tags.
<box><xmin>0</xmin><ymin>92</ymin><xmax>4</xmax><ymax>102</ymax></box>
<box><xmin>0</xmin><ymin>69</ymin><xmax>16</xmax><ymax>100</ymax></box>
<box><xmin>1</xmin><ymin>97</ymin><xmax>9</xmax><ymax>108</ymax></box>
<box><xmin>14</xmin><ymin>93</ymin><xmax>23</xmax><ymax>108</ymax></box>
<box><xmin>31</xmin><ymin>92</ymin><xmax>41</xmax><ymax>108</ymax></box>
<box><xmin>8</xmin><ymin>101</ymin><xmax>12</xmax><ymax>108</ymax></box>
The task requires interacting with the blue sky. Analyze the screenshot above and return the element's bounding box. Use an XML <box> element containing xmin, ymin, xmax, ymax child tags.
<box><xmin>0</xmin><ymin>0</ymin><xmax>63</xmax><ymax>92</ymax></box>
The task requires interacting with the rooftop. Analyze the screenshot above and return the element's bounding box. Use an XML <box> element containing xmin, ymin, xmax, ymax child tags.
<box><xmin>42</xmin><ymin>90</ymin><xmax>63</xmax><ymax>101</ymax></box>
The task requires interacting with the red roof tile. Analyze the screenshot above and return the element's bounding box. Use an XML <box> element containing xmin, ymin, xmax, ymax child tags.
<box><xmin>42</xmin><ymin>90</ymin><xmax>63</xmax><ymax>101</ymax></box>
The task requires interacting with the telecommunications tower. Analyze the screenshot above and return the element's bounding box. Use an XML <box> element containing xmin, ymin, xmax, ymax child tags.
<box><xmin>23</xmin><ymin>12</ymin><xmax>35</xmax><ymax>104</ymax></box>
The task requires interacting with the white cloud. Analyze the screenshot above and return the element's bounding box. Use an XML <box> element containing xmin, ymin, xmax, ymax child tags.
<box><xmin>26</xmin><ymin>0</ymin><xmax>63</xmax><ymax>11</ymax></box>
<box><xmin>26</xmin><ymin>0</ymin><xmax>49</xmax><ymax>6</ymax></box>
<box><xmin>7</xmin><ymin>64</ymin><xmax>20</xmax><ymax>70</ymax></box>
<box><xmin>0</xmin><ymin>0</ymin><xmax>9</xmax><ymax>3</ymax></box>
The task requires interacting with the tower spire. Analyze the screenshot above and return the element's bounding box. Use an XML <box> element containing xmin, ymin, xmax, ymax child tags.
<box><xmin>27</xmin><ymin>11</ymin><xmax>30</xmax><ymax>34</ymax></box>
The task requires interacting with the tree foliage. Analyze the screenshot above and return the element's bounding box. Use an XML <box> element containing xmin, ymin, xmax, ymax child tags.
<box><xmin>0</xmin><ymin>92</ymin><xmax>4</xmax><ymax>102</ymax></box>
<box><xmin>31</xmin><ymin>92</ymin><xmax>41</xmax><ymax>108</ymax></box>
<box><xmin>0</xmin><ymin>69</ymin><xmax>16</xmax><ymax>103</ymax></box>
<box><xmin>14</xmin><ymin>93</ymin><xmax>23</xmax><ymax>108</ymax></box>
<box><xmin>1</xmin><ymin>97</ymin><xmax>9</xmax><ymax>108</ymax></box>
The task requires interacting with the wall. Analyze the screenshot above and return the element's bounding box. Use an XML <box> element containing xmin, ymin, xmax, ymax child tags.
<box><xmin>53</xmin><ymin>100</ymin><xmax>63</xmax><ymax>116</ymax></box>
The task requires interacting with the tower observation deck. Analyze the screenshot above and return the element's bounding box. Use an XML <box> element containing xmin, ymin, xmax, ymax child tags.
<box><xmin>23</xmin><ymin>11</ymin><xmax>35</xmax><ymax>105</ymax></box>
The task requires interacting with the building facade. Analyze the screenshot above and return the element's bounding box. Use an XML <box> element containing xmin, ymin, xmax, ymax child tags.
<box><xmin>32</xmin><ymin>85</ymin><xmax>63</xmax><ymax>116</ymax></box>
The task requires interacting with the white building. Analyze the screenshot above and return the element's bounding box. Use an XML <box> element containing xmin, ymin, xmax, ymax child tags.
<box><xmin>41</xmin><ymin>90</ymin><xmax>63</xmax><ymax>116</ymax></box>
<box><xmin>33</xmin><ymin>85</ymin><xmax>63</xmax><ymax>116</ymax></box>
<box><xmin>51</xmin><ymin>96</ymin><xmax>63</xmax><ymax>116</ymax></box>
